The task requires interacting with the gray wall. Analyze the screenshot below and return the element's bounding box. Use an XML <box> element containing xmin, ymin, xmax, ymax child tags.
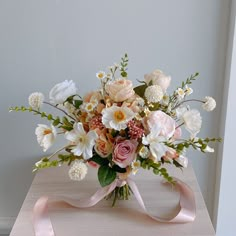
<box><xmin>0</xmin><ymin>0</ymin><xmax>230</xmax><ymax>233</ymax></box>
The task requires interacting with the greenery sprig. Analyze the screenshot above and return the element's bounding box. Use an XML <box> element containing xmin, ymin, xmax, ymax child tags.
<box><xmin>120</xmin><ymin>53</ymin><xmax>129</xmax><ymax>78</ymax></box>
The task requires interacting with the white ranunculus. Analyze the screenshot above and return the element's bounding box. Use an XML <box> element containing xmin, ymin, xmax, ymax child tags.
<box><xmin>49</xmin><ymin>80</ymin><xmax>77</xmax><ymax>104</ymax></box>
<box><xmin>182</xmin><ymin>109</ymin><xmax>202</xmax><ymax>137</ymax></box>
<box><xmin>144</xmin><ymin>69</ymin><xmax>171</xmax><ymax>92</ymax></box>
<box><xmin>68</xmin><ymin>161</ymin><xmax>88</xmax><ymax>181</ymax></box>
<box><xmin>35</xmin><ymin>124</ymin><xmax>57</xmax><ymax>152</ymax></box>
<box><xmin>202</xmin><ymin>96</ymin><xmax>216</xmax><ymax>111</ymax></box>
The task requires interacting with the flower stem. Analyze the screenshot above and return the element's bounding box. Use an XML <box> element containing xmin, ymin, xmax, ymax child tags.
<box><xmin>173</xmin><ymin>99</ymin><xmax>204</xmax><ymax>110</ymax></box>
<box><xmin>43</xmin><ymin>101</ymin><xmax>76</xmax><ymax>121</ymax></box>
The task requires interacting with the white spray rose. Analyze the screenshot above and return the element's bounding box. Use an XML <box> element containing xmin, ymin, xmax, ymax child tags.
<box><xmin>49</xmin><ymin>80</ymin><xmax>77</xmax><ymax>104</ymax></box>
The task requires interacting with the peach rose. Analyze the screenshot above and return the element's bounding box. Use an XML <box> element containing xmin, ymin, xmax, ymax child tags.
<box><xmin>144</xmin><ymin>70</ymin><xmax>171</xmax><ymax>92</ymax></box>
<box><xmin>143</xmin><ymin>110</ymin><xmax>175</xmax><ymax>138</ymax></box>
<box><xmin>95</xmin><ymin>133</ymin><xmax>112</xmax><ymax>157</ymax></box>
<box><xmin>105</xmin><ymin>79</ymin><xmax>135</xmax><ymax>102</ymax></box>
<box><xmin>113</xmin><ymin>140</ymin><xmax>138</xmax><ymax>168</ymax></box>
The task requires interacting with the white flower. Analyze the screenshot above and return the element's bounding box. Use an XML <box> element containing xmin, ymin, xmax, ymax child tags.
<box><xmin>68</xmin><ymin>161</ymin><xmax>88</xmax><ymax>181</ymax></box>
<box><xmin>175</xmin><ymin>155</ymin><xmax>188</xmax><ymax>168</ymax></box>
<box><xmin>81</xmin><ymin>102</ymin><xmax>97</xmax><ymax>113</ymax></box>
<box><xmin>139</xmin><ymin>146</ymin><xmax>150</xmax><ymax>159</ymax></box>
<box><xmin>182</xmin><ymin>109</ymin><xmax>202</xmax><ymax>137</ymax></box>
<box><xmin>185</xmin><ymin>85</ymin><xmax>193</xmax><ymax>95</ymax></box>
<box><xmin>142</xmin><ymin>125</ymin><xmax>167</xmax><ymax>161</ymax></box>
<box><xmin>131</xmin><ymin>160</ymin><xmax>141</xmax><ymax>175</ymax></box>
<box><xmin>96</xmin><ymin>71</ymin><xmax>106</xmax><ymax>80</ymax></box>
<box><xmin>102</xmin><ymin>105</ymin><xmax>135</xmax><ymax>131</ymax></box>
<box><xmin>65</xmin><ymin>122</ymin><xmax>98</xmax><ymax>160</ymax></box>
<box><xmin>203</xmin><ymin>145</ymin><xmax>214</xmax><ymax>153</ymax></box>
<box><xmin>49</xmin><ymin>80</ymin><xmax>77</xmax><ymax>104</ymax></box>
<box><xmin>28</xmin><ymin>92</ymin><xmax>44</xmax><ymax>110</ymax></box>
<box><xmin>144</xmin><ymin>85</ymin><xmax>163</xmax><ymax>103</ymax></box>
<box><xmin>162</xmin><ymin>95</ymin><xmax>169</xmax><ymax>106</ymax></box>
<box><xmin>35</xmin><ymin>124</ymin><xmax>57</xmax><ymax>152</ymax></box>
<box><xmin>176</xmin><ymin>88</ymin><xmax>185</xmax><ymax>99</ymax></box>
<box><xmin>202</xmin><ymin>96</ymin><xmax>216</xmax><ymax>111</ymax></box>
<box><xmin>175</xmin><ymin>106</ymin><xmax>188</xmax><ymax>118</ymax></box>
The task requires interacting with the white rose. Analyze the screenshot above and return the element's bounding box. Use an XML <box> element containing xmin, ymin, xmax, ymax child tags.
<box><xmin>144</xmin><ymin>70</ymin><xmax>171</xmax><ymax>92</ymax></box>
<box><xmin>49</xmin><ymin>80</ymin><xmax>77</xmax><ymax>104</ymax></box>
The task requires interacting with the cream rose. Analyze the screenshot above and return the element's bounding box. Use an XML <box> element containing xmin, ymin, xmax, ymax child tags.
<box><xmin>144</xmin><ymin>70</ymin><xmax>171</xmax><ymax>92</ymax></box>
<box><xmin>113</xmin><ymin>140</ymin><xmax>138</xmax><ymax>168</ymax></box>
<box><xmin>105</xmin><ymin>79</ymin><xmax>135</xmax><ymax>102</ymax></box>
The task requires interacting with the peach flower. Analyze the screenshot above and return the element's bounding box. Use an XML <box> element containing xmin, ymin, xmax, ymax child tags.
<box><xmin>95</xmin><ymin>133</ymin><xmax>112</xmax><ymax>157</ymax></box>
<box><xmin>105</xmin><ymin>79</ymin><xmax>135</xmax><ymax>102</ymax></box>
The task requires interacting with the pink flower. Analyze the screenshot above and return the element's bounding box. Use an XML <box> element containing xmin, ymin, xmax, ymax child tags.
<box><xmin>144</xmin><ymin>70</ymin><xmax>171</xmax><ymax>92</ymax></box>
<box><xmin>143</xmin><ymin>111</ymin><xmax>175</xmax><ymax>138</ymax></box>
<box><xmin>113</xmin><ymin>140</ymin><xmax>138</xmax><ymax>168</ymax></box>
<box><xmin>173</xmin><ymin>127</ymin><xmax>182</xmax><ymax>140</ymax></box>
<box><xmin>105</xmin><ymin>79</ymin><xmax>135</xmax><ymax>102</ymax></box>
<box><xmin>95</xmin><ymin>133</ymin><xmax>112</xmax><ymax>157</ymax></box>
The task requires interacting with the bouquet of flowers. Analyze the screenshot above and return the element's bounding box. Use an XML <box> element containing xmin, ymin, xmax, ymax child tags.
<box><xmin>10</xmin><ymin>54</ymin><xmax>220</xmax><ymax>205</ymax></box>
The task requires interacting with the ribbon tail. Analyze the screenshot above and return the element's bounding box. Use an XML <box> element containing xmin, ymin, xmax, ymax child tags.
<box><xmin>127</xmin><ymin>178</ymin><xmax>196</xmax><ymax>223</ymax></box>
<box><xmin>33</xmin><ymin>179</ymin><xmax>119</xmax><ymax>236</ymax></box>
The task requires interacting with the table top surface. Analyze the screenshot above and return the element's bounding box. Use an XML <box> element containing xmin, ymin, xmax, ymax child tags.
<box><xmin>10</xmin><ymin>162</ymin><xmax>215</xmax><ymax>236</ymax></box>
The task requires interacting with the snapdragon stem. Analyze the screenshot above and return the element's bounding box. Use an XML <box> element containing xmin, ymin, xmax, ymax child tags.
<box><xmin>43</xmin><ymin>101</ymin><xmax>76</xmax><ymax>121</ymax></box>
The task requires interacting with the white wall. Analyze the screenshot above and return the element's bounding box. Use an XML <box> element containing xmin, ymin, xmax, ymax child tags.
<box><xmin>0</xmin><ymin>0</ymin><xmax>230</xmax><ymax>233</ymax></box>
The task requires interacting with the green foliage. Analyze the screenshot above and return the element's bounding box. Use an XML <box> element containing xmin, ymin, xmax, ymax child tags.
<box><xmin>98</xmin><ymin>165</ymin><xmax>117</xmax><ymax>187</ymax></box>
<box><xmin>133</xmin><ymin>84</ymin><xmax>147</xmax><ymax>97</ymax></box>
<box><xmin>9</xmin><ymin>106</ymin><xmax>63</xmax><ymax>126</ymax></box>
<box><xmin>90</xmin><ymin>154</ymin><xmax>109</xmax><ymax>166</ymax></box>
<box><xmin>140</xmin><ymin>158</ymin><xmax>175</xmax><ymax>184</ymax></box>
<box><xmin>181</xmin><ymin>72</ymin><xmax>199</xmax><ymax>89</ymax></box>
<box><xmin>120</xmin><ymin>53</ymin><xmax>129</xmax><ymax>77</ymax></box>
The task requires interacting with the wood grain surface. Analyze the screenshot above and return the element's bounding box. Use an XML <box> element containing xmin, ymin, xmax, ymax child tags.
<box><xmin>10</xmin><ymin>163</ymin><xmax>215</xmax><ymax>236</ymax></box>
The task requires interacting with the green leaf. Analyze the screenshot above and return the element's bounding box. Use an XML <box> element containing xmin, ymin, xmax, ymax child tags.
<box><xmin>90</xmin><ymin>154</ymin><xmax>109</xmax><ymax>166</ymax></box>
<box><xmin>98</xmin><ymin>165</ymin><xmax>117</xmax><ymax>187</ymax></box>
<box><xmin>74</xmin><ymin>100</ymin><xmax>83</xmax><ymax>109</ymax></box>
<box><xmin>133</xmin><ymin>84</ymin><xmax>147</xmax><ymax>97</ymax></box>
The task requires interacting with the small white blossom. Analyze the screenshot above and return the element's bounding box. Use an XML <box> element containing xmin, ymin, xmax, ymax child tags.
<box><xmin>68</xmin><ymin>161</ymin><xmax>88</xmax><ymax>181</ymax></box>
<box><xmin>28</xmin><ymin>92</ymin><xmax>44</xmax><ymax>110</ymax></box>
<box><xmin>139</xmin><ymin>146</ymin><xmax>150</xmax><ymax>158</ymax></box>
<box><xmin>176</xmin><ymin>88</ymin><xmax>185</xmax><ymax>99</ymax></box>
<box><xmin>145</xmin><ymin>85</ymin><xmax>163</xmax><ymax>103</ymax></box>
<box><xmin>202</xmin><ymin>96</ymin><xmax>216</xmax><ymax>111</ymax></box>
<box><xmin>81</xmin><ymin>102</ymin><xmax>97</xmax><ymax>113</ymax></box>
<box><xmin>203</xmin><ymin>145</ymin><xmax>214</xmax><ymax>153</ymax></box>
<box><xmin>131</xmin><ymin>160</ymin><xmax>141</xmax><ymax>175</ymax></box>
<box><xmin>96</xmin><ymin>71</ymin><xmax>106</xmax><ymax>80</ymax></box>
<box><xmin>35</xmin><ymin>124</ymin><xmax>57</xmax><ymax>152</ymax></box>
<box><xmin>182</xmin><ymin>109</ymin><xmax>202</xmax><ymax>137</ymax></box>
<box><xmin>185</xmin><ymin>85</ymin><xmax>193</xmax><ymax>95</ymax></box>
<box><xmin>162</xmin><ymin>94</ymin><xmax>169</xmax><ymax>106</ymax></box>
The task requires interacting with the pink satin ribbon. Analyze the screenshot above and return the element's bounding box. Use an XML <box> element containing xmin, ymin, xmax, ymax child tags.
<box><xmin>33</xmin><ymin>178</ymin><xmax>196</xmax><ymax>236</ymax></box>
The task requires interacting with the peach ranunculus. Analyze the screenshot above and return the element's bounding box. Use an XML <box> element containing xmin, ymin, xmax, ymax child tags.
<box><xmin>144</xmin><ymin>70</ymin><xmax>171</xmax><ymax>92</ymax></box>
<box><xmin>83</xmin><ymin>91</ymin><xmax>102</xmax><ymax>103</ymax></box>
<box><xmin>95</xmin><ymin>133</ymin><xmax>113</xmax><ymax>157</ymax></box>
<box><xmin>143</xmin><ymin>110</ymin><xmax>175</xmax><ymax>138</ymax></box>
<box><xmin>113</xmin><ymin>140</ymin><xmax>138</xmax><ymax>168</ymax></box>
<box><xmin>105</xmin><ymin>79</ymin><xmax>135</xmax><ymax>102</ymax></box>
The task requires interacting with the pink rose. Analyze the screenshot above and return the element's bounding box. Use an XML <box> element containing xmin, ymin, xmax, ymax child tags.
<box><xmin>105</xmin><ymin>79</ymin><xmax>135</xmax><ymax>102</ymax></box>
<box><xmin>144</xmin><ymin>70</ymin><xmax>171</xmax><ymax>92</ymax></box>
<box><xmin>95</xmin><ymin>133</ymin><xmax>112</xmax><ymax>157</ymax></box>
<box><xmin>143</xmin><ymin>111</ymin><xmax>175</xmax><ymax>138</ymax></box>
<box><xmin>113</xmin><ymin>140</ymin><xmax>138</xmax><ymax>168</ymax></box>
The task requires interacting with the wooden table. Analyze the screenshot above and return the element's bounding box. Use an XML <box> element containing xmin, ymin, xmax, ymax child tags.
<box><xmin>10</xmin><ymin>163</ymin><xmax>215</xmax><ymax>236</ymax></box>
